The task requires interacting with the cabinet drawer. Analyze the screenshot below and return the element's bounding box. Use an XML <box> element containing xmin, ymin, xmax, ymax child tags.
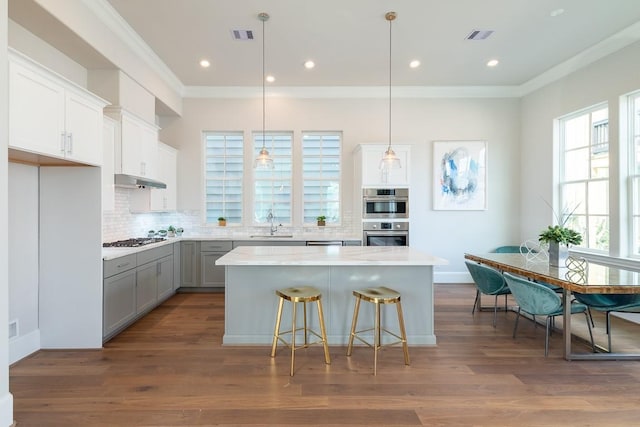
<box><xmin>137</xmin><ymin>244</ymin><xmax>173</xmax><ymax>265</ymax></box>
<box><xmin>201</xmin><ymin>240</ymin><xmax>233</xmax><ymax>252</ymax></box>
<box><xmin>104</xmin><ymin>254</ymin><xmax>137</xmax><ymax>278</ymax></box>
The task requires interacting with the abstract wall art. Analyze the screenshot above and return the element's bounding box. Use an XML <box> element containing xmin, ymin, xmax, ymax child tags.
<box><xmin>433</xmin><ymin>140</ymin><xmax>487</xmax><ymax>210</ymax></box>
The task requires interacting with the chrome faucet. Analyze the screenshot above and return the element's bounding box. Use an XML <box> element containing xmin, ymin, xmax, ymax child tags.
<box><xmin>267</xmin><ymin>209</ymin><xmax>278</xmax><ymax>235</ymax></box>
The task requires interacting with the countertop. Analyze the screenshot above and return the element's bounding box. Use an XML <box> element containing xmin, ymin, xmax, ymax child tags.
<box><xmin>102</xmin><ymin>233</ymin><xmax>362</xmax><ymax>260</ymax></box>
<box><xmin>216</xmin><ymin>245</ymin><xmax>449</xmax><ymax>266</ymax></box>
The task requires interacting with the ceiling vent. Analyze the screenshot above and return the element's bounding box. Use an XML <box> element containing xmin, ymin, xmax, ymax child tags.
<box><xmin>231</xmin><ymin>30</ymin><xmax>254</xmax><ymax>40</ymax></box>
<box><xmin>465</xmin><ymin>30</ymin><xmax>494</xmax><ymax>40</ymax></box>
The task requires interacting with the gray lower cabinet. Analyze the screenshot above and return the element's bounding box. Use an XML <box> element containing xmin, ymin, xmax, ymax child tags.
<box><xmin>343</xmin><ymin>240</ymin><xmax>362</xmax><ymax>246</ymax></box>
<box><xmin>200</xmin><ymin>241</ymin><xmax>233</xmax><ymax>288</ymax></box>
<box><xmin>232</xmin><ymin>240</ymin><xmax>307</xmax><ymax>248</ymax></box>
<box><xmin>103</xmin><ymin>244</ymin><xmax>175</xmax><ymax>342</ymax></box>
<box><xmin>180</xmin><ymin>241</ymin><xmax>200</xmax><ymax>287</ymax></box>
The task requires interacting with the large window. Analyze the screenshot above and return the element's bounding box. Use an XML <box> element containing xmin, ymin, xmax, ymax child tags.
<box><xmin>204</xmin><ymin>132</ymin><xmax>243</xmax><ymax>224</ymax></box>
<box><xmin>630</xmin><ymin>91</ymin><xmax>640</xmax><ymax>256</ymax></box>
<box><xmin>302</xmin><ymin>132</ymin><xmax>341</xmax><ymax>224</ymax></box>
<box><xmin>253</xmin><ymin>132</ymin><xmax>292</xmax><ymax>224</ymax></box>
<box><xmin>558</xmin><ymin>104</ymin><xmax>609</xmax><ymax>251</ymax></box>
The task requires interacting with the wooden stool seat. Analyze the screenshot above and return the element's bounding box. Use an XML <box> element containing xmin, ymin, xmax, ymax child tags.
<box><xmin>346</xmin><ymin>286</ymin><xmax>409</xmax><ymax>375</ymax></box>
<box><xmin>271</xmin><ymin>286</ymin><xmax>330</xmax><ymax>376</ymax></box>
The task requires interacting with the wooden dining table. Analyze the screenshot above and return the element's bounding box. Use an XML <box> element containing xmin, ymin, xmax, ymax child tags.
<box><xmin>465</xmin><ymin>252</ymin><xmax>640</xmax><ymax>360</ymax></box>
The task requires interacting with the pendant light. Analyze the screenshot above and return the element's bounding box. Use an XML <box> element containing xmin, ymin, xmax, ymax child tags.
<box><xmin>254</xmin><ymin>12</ymin><xmax>274</xmax><ymax>169</ymax></box>
<box><xmin>379</xmin><ymin>11</ymin><xmax>401</xmax><ymax>171</ymax></box>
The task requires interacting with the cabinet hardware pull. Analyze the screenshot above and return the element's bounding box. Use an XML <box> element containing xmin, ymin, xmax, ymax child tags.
<box><xmin>60</xmin><ymin>132</ymin><xmax>66</xmax><ymax>153</ymax></box>
<box><xmin>67</xmin><ymin>132</ymin><xmax>73</xmax><ymax>155</ymax></box>
<box><xmin>117</xmin><ymin>262</ymin><xmax>130</xmax><ymax>269</ymax></box>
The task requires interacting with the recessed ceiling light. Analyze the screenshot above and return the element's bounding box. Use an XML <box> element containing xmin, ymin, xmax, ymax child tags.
<box><xmin>409</xmin><ymin>60</ymin><xmax>420</xmax><ymax>68</ymax></box>
<box><xmin>487</xmin><ymin>59</ymin><xmax>499</xmax><ymax>67</ymax></box>
<box><xmin>550</xmin><ymin>8</ymin><xmax>565</xmax><ymax>17</ymax></box>
<box><xmin>200</xmin><ymin>59</ymin><xmax>210</xmax><ymax>68</ymax></box>
<box><xmin>304</xmin><ymin>60</ymin><xmax>315</xmax><ymax>69</ymax></box>
<box><xmin>265</xmin><ymin>75</ymin><xmax>275</xmax><ymax>83</ymax></box>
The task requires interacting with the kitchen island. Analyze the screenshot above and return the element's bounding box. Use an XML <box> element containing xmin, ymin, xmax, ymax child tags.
<box><xmin>216</xmin><ymin>246</ymin><xmax>448</xmax><ymax>345</ymax></box>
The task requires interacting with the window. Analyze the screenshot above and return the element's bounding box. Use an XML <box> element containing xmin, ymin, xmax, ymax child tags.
<box><xmin>253</xmin><ymin>132</ymin><xmax>292</xmax><ymax>224</ymax></box>
<box><xmin>302</xmin><ymin>132</ymin><xmax>341</xmax><ymax>224</ymax></box>
<box><xmin>558</xmin><ymin>104</ymin><xmax>609</xmax><ymax>251</ymax></box>
<box><xmin>204</xmin><ymin>132</ymin><xmax>243</xmax><ymax>224</ymax></box>
<box><xmin>630</xmin><ymin>92</ymin><xmax>640</xmax><ymax>255</ymax></box>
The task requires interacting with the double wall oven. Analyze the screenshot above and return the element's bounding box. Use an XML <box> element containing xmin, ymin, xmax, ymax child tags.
<box><xmin>362</xmin><ymin>188</ymin><xmax>409</xmax><ymax>246</ymax></box>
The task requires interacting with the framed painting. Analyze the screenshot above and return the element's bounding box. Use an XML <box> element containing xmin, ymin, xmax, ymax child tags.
<box><xmin>433</xmin><ymin>140</ymin><xmax>487</xmax><ymax>210</ymax></box>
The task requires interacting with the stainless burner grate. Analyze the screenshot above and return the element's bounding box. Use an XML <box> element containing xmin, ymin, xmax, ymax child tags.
<box><xmin>102</xmin><ymin>237</ymin><xmax>166</xmax><ymax>248</ymax></box>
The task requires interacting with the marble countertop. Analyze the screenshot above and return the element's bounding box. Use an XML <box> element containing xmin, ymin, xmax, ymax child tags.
<box><xmin>216</xmin><ymin>246</ymin><xmax>449</xmax><ymax>266</ymax></box>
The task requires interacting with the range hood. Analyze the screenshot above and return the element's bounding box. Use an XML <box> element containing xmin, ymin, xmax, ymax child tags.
<box><xmin>114</xmin><ymin>174</ymin><xmax>167</xmax><ymax>189</ymax></box>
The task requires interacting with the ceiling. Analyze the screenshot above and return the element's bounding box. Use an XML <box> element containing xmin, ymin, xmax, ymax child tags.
<box><xmin>8</xmin><ymin>0</ymin><xmax>640</xmax><ymax>90</ymax></box>
<box><xmin>103</xmin><ymin>0</ymin><xmax>640</xmax><ymax>88</ymax></box>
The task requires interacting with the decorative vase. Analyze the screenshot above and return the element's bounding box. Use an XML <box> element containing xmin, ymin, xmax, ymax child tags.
<box><xmin>317</xmin><ymin>220</ymin><xmax>325</xmax><ymax>226</ymax></box>
<box><xmin>218</xmin><ymin>220</ymin><xmax>226</xmax><ymax>227</ymax></box>
<box><xmin>548</xmin><ymin>241</ymin><xmax>569</xmax><ymax>267</ymax></box>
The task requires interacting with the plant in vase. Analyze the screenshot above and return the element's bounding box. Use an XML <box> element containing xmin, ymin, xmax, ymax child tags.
<box><xmin>167</xmin><ymin>225</ymin><xmax>176</xmax><ymax>237</ymax></box>
<box><xmin>538</xmin><ymin>204</ymin><xmax>582</xmax><ymax>267</ymax></box>
<box><xmin>316</xmin><ymin>215</ymin><xmax>326</xmax><ymax>226</ymax></box>
<box><xmin>218</xmin><ymin>217</ymin><xmax>227</xmax><ymax>227</ymax></box>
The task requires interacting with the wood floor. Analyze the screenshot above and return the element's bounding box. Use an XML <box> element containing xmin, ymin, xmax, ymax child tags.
<box><xmin>9</xmin><ymin>284</ymin><xmax>640</xmax><ymax>426</ymax></box>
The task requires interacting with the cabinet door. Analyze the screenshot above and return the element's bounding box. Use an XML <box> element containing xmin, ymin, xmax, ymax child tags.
<box><xmin>140</xmin><ymin>124</ymin><xmax>158</xmax><ymax>179</ymax></box>
<box><xmin>200</xmin><ymin>252</ymin><xmax>226</xmax><ymax>288</ymax></box>
<box><xmin>103</xmin><ymin>270</ymin><xmax>137</xmax><ymax>338</ymax></box>
<box><xmin>64</xmin><ymin>90</ymin><xmax>104</xmax><ymax>166</ymax></box>
<box><xmin>102</xmin><ymin>117</ymin><xmax>116</xmax><ymax>211</ymax></box>
<box><xmin>120</xmin><ymin>113</ymin><xmax>143</xmax><ymax>176</ymax></box>
<box><xmin>157</xmin><ymin>255</ymin><xmax>174</xmax><ymax>301</ymax></box>
<box><xmin>150</xmin><ymin>143</ymin><xmax>177</xmax><ymax>211</ymax></box>
<box><xmin>136</xmin><ymin>262</ymin><xmax>158</xmax><ymax>314</ymax></box>
<box><xmin>180</xmin><ymin>241</ymin><xmax>200</xmax><ymax>287</ymax></box>
<box><xmin>9</xmin><ymin>60</ymin><xmax>65</xmax><ymax>157</ymax></box>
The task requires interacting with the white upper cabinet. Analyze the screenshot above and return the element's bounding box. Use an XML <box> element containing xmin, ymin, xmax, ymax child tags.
<box><xmin>130</xmin><ymin>142</ymin><xmax>178</xmax><ymax>212</ymax></box>
<box><xmin>9</xmin><ymin>51</ymin><xmax>107</xmax><ymax>166</ymax></box>
<box><xmin>355</xmin><ymin>144</ymin><xmax>411</xmax><ymax>188</ymax></box>
<box><xmin>105</xmin><ymin>106</ymin><xmax>159</xmax><ymax>180</ymax></box>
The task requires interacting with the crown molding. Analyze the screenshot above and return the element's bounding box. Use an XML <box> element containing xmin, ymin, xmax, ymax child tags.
<box><xmin>84</xmin><ymin>0</ymin><xmax>184</xmax><ymax>95</ymax></box>
<box><xmin>518</xmin><ymin>21</ymin><xmax>640</xmax><ymax>97</ymax></box>
<box><xmin>182</xmin><ymin>85</ymin><xmax>522</xmax><ymax>99</ymax></box>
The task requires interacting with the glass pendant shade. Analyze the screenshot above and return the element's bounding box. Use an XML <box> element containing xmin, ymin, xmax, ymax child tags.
<box><xmin>379</xmin><ymin>146</ymin><xmax>401</xmax><ymax>170</ymax></box>
<box><xmin>380</xmin><ymin>11</ymin><xmax>401</xmax><ymax>172</ymax></box>
<box><xmin>254</xmin><ymin>12</ymin><xmax>274</xmax><ymax>170</ymax></box>
<box><xmin>254</xmin><ymin>147</ymin><xmax>274</xmax><ymax>169</ymax></box>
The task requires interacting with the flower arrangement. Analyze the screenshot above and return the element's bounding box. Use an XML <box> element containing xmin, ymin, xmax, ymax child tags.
<box><xmin>538</xmin><ymin>202</ymin><xmax>582</xmax><ymax>247</ymax></box>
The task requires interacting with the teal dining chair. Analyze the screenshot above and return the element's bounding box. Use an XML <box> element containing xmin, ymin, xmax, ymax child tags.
<box><xmin>465</xmin><ymin>261</ymin><xmax>511</xmax><ymax>327</ymax></box>
<box><xmin>503</xmin><ymin>272</ymin><xmax>595</xmax><ymax>356</ymax></box>
<box><xmin>571</xmin><ymin>293</ymin><xmax>640</xmax><ymax>352</ymax></box>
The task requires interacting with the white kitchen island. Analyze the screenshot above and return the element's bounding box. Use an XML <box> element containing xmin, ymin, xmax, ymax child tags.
<box><xmin>216</xmin><ymin>246</ymin><xmax>448</xmax><ymax>346</ymax></box>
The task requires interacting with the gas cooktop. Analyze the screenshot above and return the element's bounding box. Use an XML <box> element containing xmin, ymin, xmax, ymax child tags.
<box><xmin>102</xmin><ymin>237</ymin><xmax>166</xmax><ymax>248</ymax></box>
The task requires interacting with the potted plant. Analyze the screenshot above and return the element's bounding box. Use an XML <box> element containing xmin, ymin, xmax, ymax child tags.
<box><xmin>317</xmin><ymin>215</ymin><xmax>326</xmax><ymax>226</ymax></box>
<box><xmin>167</xmin><ymin>225</ymin><xmax>176</xmax><ymax>237</ymax></box>
<box><xmin>218</xmin><ymin>217</ymin><xmax>227</xmax><ymax>227</ymax></box>
<box><xmin>538</xmin><ymin>225</ymin><xmax>582</xmax><ymax>267</ymax></box>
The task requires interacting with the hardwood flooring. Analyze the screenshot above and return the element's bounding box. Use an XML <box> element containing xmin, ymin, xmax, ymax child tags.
<box><xmin>9</xmin><ymin>284</ymin><xmax>640</xmax><ymax>426</ymax></box>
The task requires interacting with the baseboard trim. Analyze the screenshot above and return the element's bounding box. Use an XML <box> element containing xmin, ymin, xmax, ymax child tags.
<box><xmin>9</xmin><ymin>329</ymin><xmax>40</xmax><ymax>365</ymax></box>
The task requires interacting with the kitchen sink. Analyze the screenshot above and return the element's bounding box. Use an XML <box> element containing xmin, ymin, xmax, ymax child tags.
<box><xmin>249</xmin><ymin>234</ymin><xmax>294</xmax><ymax>238</ymax></box>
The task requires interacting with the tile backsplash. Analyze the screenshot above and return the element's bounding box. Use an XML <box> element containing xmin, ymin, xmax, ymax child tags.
<box><xmin>102</xmin><ymin>187</ymin><xmax>359</xmax><ymax>242</ymax></box>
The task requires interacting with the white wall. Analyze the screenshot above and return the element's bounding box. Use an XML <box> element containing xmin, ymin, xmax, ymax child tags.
<box><xmin>8</xmin><ymin>163</ymin><xmax>39</xmax><ymax>363</ymax></box>
<box><xmin>160</xmin><ymin>96</ymin><xmax>522</xmax><ymax>279</ymax></box>
<box><xmin>520</xmin><ymin>40</ymin><xmax>640</xmax><ymax>253</ymax></box>
<box><xmin>1</xmin><ymin>0</ymin><xmax>14</xmax><ymax>423</ymax></box>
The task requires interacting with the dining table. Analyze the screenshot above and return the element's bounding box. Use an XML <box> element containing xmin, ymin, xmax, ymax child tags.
<box><xmin>465</xmin><ymin>252</ymin><xmax>640</xmax><ymax>360</ymax></box>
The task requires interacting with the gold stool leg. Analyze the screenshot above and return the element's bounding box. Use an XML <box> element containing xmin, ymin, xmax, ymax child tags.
<box><xmin>303</xmin><ymin>301</ymin><xmax>308</xmax><ymax>346</ymax></box>
<box><xmin>374</xmin><ymin>302</ymin><xmax>381</xmax><ymax>375</ymax></box>
<box><xmin>346</xmin><ymin>296</ymin><xmax>361</xmax><ymax>356</ymax></box>
<box><xmin>271</xmin><ymin>296</ymin><xmax>285</xmax><ymax>357</ymax></box>
<box><xmin>396</xmin><ymin>300</ymin><xmax>410</xmax><ymax>365</ymax></box>
<box><xmin>316</xmin><ymin>299</ymin><xmax>331</xmax><ymax>364</ymax></box>
<box><xmin>290</xmin><ymin>301</ymin><xmax>297</xmax><ymax>376</ymax></box>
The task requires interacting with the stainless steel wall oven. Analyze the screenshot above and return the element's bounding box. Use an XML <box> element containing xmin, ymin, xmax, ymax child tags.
<box><xmin>363</xmin><ymin>221</ymin><xmax>409</xmax><ymax>246</ymax></box>
<box><xmin>362</xmin><ymin>188</ymin><xmax>408</xmax><ymax>219</ymax></box>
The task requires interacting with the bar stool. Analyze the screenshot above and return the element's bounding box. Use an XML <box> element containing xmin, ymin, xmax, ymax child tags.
<box><xmin>346</xmin><ymin>286</ymin><xmax>409</xmax><ymax>375</ymax></box>
<box><xmin>270</xmin><ymin>286</ymin><xmax>331</xmax><ymax>376</ymax></box>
